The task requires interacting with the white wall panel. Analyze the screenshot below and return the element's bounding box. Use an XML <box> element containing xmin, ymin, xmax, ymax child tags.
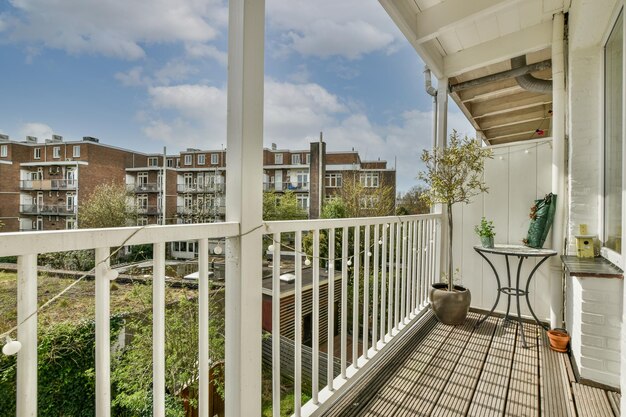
<box><xmin>453</xmin><ymin>139</ymin><xmax>553</xmax><ymax>321</ymax></box>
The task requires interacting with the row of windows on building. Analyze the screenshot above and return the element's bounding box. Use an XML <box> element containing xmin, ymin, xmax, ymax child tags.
<box><xmin>168</xmin><ymin>152</ymin><xmax>312</xmax><ymax>167</ymax></box>
<box><xmin>0</xmin><ymin>145</ymin><xmax>82</xmax><ymax>159</ymax></box>
<box><xmin>323</xmin><ymin>172</ymin><xmax>380</xmax><ymax>188</ymax></box>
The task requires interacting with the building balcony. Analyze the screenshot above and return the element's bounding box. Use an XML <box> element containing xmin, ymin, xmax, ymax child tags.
<box><xmin>127</xmin><ymin>183</ymin><xmax>160</xmax><ymax>193</ymax></box>
<box><xmin>20</xmin><ymin>179</ymin><xmax>77</xmax><ymax>191</ymax></box>
<box><xmin>177</xmin><ymin>205</ymin><xmax>226</xmax><ymax>216</ymax></box>
<box><xmin>177</xmin><ymin>184</ymin><xmax>224</xmax><ymax>193</ymax></box>
<box><xmin>136</xmin><ymin>205</ymin><xmax>160</xmax><ymax>215</ymax></box>
<box><xmin>286</xmin><ymin>182</ymin><xmax>309</xmax><ymax>191</ymax></box>
<box><xmin>264</xmin><ymin>182</ymin><xmax>310</xmax><ymax>192</ymax></box>
<box><xmin>19</xmin><ymin>204</ymin><xmax>76</xmax><ymax>215</ymax></box>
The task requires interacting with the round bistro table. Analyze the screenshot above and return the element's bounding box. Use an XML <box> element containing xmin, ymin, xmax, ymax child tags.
<box><xmin>473</xmin><ymin>244</ymin><xmax>557</xmax><ymax>348</ymax></box>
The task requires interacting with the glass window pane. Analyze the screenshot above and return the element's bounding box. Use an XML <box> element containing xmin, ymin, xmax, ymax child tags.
<box><xmin>604</xmin><ymin>11</ymin><xmax>623</xmax><ymax>253</ymax></box>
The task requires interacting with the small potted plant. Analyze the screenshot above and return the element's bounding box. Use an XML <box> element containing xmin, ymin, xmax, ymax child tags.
<box><xmin>475</xmin><ymin>217</ymin><xmax>495</xmax><ymax>248</ymax></box>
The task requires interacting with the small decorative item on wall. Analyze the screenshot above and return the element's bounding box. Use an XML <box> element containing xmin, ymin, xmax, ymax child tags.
<box><xmin>523</xmin><ymin>193</ymin><xmax>557</xmax><ymax>248</ymax></box>
<box><xmin>474</xmin><ymin>217</ymin><xmax>495</xmax><ymax>248</ymax></box>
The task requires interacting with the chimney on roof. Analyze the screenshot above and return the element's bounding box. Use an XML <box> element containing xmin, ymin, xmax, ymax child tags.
<box><xmin>26</xmin><ymin>136</ymin><xmax>37</xmax><ymax>143</ymax></box>
<box><xmin>0</xmin><ymin>134</ymin><xmax>8</xmax><ymax>142</ymax></box>
<box><xmin>51</xmin><ymin>134</ymin><xmax>63</xmax><ymax>142</ymax></box>
<box><xmin>319</xmin><ymin>131</ymin><xmax>323</xmax><ymax>143</ymax></box>
<box><xmin>271</xmin><ymin>143</ymin><xmax>277</xmax><ymax>150</ymax></box>
<box><xmin>83</xmin><ymin>136</ymin><xmax>99</xmax><ymax>143</ymax></box>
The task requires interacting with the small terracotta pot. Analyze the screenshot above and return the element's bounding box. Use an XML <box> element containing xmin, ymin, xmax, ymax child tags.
<box><xmin>547</xmin><ymin>328</ymin><xmax>570</xmax><ymax>352</ymax></box>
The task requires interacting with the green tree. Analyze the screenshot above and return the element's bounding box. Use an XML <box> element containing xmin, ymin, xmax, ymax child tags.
<box><xmin>263</xmin><ymin>190</ymin><xmax>307</xmax><ymax>221</ymax></box>
<box><xmin>396</xmin><ymin>186</ymin><xmax>431</xmax><ymax>215</ymax></box>
<box><xmin>331</xmin><ymin>175</ymin><xmax>395</xmax><ymax>218</ymax></box>
<box><xmin>78</xmin><ymin>182</ymin><xmax>137</xmax><ymax>228</ymax></box>
<box><xmin>0</xmin><ymin>316</ymin><xmax>125</xmax><ymax>417</ymax></box>
<box><xmin>111</xmin><ymin>284</ymin><xmax>225</xmax><ymax>416</ymax></box>
<box><xmin>419</xmin><ymin>130</ymin><xmax>492</xmax><ymax>290</ymax></box>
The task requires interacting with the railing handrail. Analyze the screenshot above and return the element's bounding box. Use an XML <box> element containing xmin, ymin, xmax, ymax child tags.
<box><xmin>265</xmin><ymin>213</ymin><xmax>441</xmax><ymax>233</ymax></box>
<box><xmin>0</xmin><ymin>222</ymin><xmax>239</xmax><ymax>257</ymax></box>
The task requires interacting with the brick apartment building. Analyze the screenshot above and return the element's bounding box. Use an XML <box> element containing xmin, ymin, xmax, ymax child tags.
<box><xmin>0</xmin><ymin>134</ymin><xmax>153</xmax><ymax>232</ymax></box>
<box><xmin>0</xmin><ymin>134</ymin><xmax>396</xmax><ymax>233</ymax></box>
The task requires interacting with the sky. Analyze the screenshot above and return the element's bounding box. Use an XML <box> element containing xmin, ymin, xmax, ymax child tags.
<box><xmin>0</xmin><ymin>0</ymin><xmax>473</xmax><ymax>193</ymax></box>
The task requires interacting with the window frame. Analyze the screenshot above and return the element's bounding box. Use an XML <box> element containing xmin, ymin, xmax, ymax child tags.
<box><xmin>291</xmin><ymin>154</ymin><xmax>301</xmax><ymax>165</ymax></box>
<box><xmin>184</xmin><ymin>154</ymin><xmax>192</xmax><ymax>166</ymax></box>
<box><xmin>34</xmin><ymin>148</ymin><xmax>41</xmax><ymax>159</ymax></box>
<box><xmin>148</xmin><ymin>157</ymin><xmax>159</xmax><ymax>167</ymax></box>
<box><xmin>52</xmin><ymin>146</ymin><xmax>61</xmax><ymax>159</ymax></box>
<box><xmin>211</xmin><ymin>154</ymin><xmax>219</xmax><ymax>165</ymax></box>
<box><xmin>325</xmin><ymin>173</ymin><xmax>343</xmax><ymax>188</ymax></box>
<box><xmin>360</xmin><ymin>172</ymin><xmax>380</xmax><ymax>188</ymax></box>
<box><xmin>73</xmin><ymin>145</ymin><xmax>80</xmax><ymax>158</ymax></box>
<box><xmin>0</xmin><ymin>144</ymin><xmax>7</xmax><ymax>158</ymax></box>
<box><xmin>198</xmin><ymin>154</ymin><xmax>206</xmax><ymax>165</ymax></box>
<box><xmin>274</xmin><ymin>153</ymin><xmax>283</xmax><ymax>164</ymax></box>
<box><xmin>601</xmin><ymin>8</ymin><xmax>625</xmax><ymax>267</ymax></box>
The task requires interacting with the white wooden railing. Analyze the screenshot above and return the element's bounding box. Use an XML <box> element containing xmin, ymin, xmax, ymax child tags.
<box><xmin>0</xmin><ymin>213</ymin><xmax>441</xmax><ymax>417</ymax></box>
<box><xmin>0</xmin><ymin>222</ymin><xmax>238</xmax><ymax>417</ymax></box>
<box><xmin>264</xmin><ymin>214</ymin><xmax>441</xmax><ymax>417</ymax></box>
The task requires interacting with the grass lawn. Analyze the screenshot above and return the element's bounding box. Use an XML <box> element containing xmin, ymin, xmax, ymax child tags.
<box><xmin>0</xmin><ymin>271</ymin><xmax>194</xmax><ymax>335</ymax></box>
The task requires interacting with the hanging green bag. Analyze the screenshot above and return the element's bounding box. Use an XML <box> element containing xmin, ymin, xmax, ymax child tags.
<box><xmin>524</xmin><ymin>193</ymin><xmax>557</xmax><ymax>248</ymax></box>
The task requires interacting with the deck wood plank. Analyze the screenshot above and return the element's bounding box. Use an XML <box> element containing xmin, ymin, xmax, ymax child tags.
<box><xmin>392</xmin><ymin>315</ymin><xmax>479</xmax><ymax>417</ymax></box>
<box><xmin>429</xmin><ymin>316</ymin><xmax>499</xmax><ymax>417</ymax></box>
<box><xmin>572</xmin><ymin>382</ymin><xmax>615</xmax><ymax>417</ymax></box>
<box><xmin>504</xmin><ymin>322</ymin><xmax>539</xmax><ymax>417</ymax></box>
<box><xmin>608</xmin><ymin>391</ymin><xmax>621</xmax><ymax>417</ymax></box>
<box><xmin>322</xmin><ymin>316</ymin><xmax>439</xmax><ymax>417</ymax></box>
<box><xmin>466</xmin><ymin>321</ymin><xmax>518</xmax><ymax>417</ymax></box>
<box><xmin>538</xmin><ymin>328</ymin><xmax>576</xmax><ymax>417</ymax></box>
<box><xmin>357</xmin><ymin>318</ymin><xmax>457</xmax><ymax>417</ymax></box>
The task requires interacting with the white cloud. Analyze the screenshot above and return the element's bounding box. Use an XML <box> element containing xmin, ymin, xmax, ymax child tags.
<box><xmin>287</xmin><ymin>20</ymin><xmax>394</xmax><ymax>60</ymax></box>
<box><xmin>115</xmin><ymin>67</ymin><xmax>146</xmax><ymax>87</ymax></box>
<box><xmin>185</xmin><ymin>43</ymin><xmax>227</xmax><ymax>66</ymax></box>
<box><xmin>115</xmin><ymin>61</ymin><xmax>199</xmax><ymax>88</ymax></box>
<box><xmin>143</xmin><ymin>84</ymin><xmax>227</xmax><ymax>147</ymax></box>
<box><xmin>139</xmin><ymin>78</ymin><xmax>475</xmax><ymax>192</ymax></box>
<box><xmin>19</xmin><ymin>122</ymin><xmax>54</xmax><ymax>140</ymax></box>
<box><xmin>4</xmin><ymin>0</ymin><xmax>228</xmax><ymax>60</ymax></box>
<box><xmin>267</xmin><ymin>0</ymin><xmax>401</xmax><ymax>59</ymax></box>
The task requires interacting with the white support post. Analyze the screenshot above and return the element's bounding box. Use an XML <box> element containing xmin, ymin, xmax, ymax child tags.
<box><xmin>327</xmin><ymin>229</ymin><xmax>335</xmax><ymax>390</ymax></box>
<box><xmin>17</xmin><ymin>254</ymin><xmax>37</xmax><ymax>417</ymax></box>
<box><xmin>352</xmin><ymin>226</ymin><xmax>360</xmax><ymax>368</ymax></box>
<box><xmin>340</xmin><ymin>227</ymin><xmax>348</xmax><ymax>377</ymax></box>
<box><xmin>550</xmin><ymin>12</ymin><xmax>566</xmax><ymax>330</ymax></box>
<box><xmin>363</xmin><ymin>225</ymin><xmax>370</xmax><ymax>358</ymax></box>
<box><xmin>225</xmin><ymin>0</ymin><xmax>265</xmax><ymax>415</ymax></box>
<box><xmin>294</xmin><ymin>231</ymin><xmax>303</xmax><ymax>417</ymax></box>
<box><xmin>380</xmin><ymin>224</ymin><xmax>388</xmax><ymax>341</ymax></box>
<box><xmin>198</xmin><ymin>238</ymin><xmax>210</xmax><ymax>417</ymax></box>
<box><xmin>272</xmin><ymin>233</ymin><xmax>281</xmax><ymax>417</ymax></box>
<box><xmin>153</xmin><ymin>242</ymin><xmax>166</xmax><ymax>417</ymax></box>
<box><xmin>312</xmin><ymin>229</ymin><xmax>320</xmax><ymax>404</ymax></box>
<box><xmin>95</xmin><ymin>247</ymin><xmax>111</xmax><ymax>417</ymax></box>
<box><xmin>436</xmin><ymin>76</ymin><xmax>449</xmax><ymax>282</ymax></box>
<box><xmin>372</xmin><ymin>225</ymin><xmax>379</xmax><ymax>351</ymax></box>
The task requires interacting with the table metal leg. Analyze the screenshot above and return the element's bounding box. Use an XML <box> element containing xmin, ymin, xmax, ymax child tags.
<box><xmin>475</xmin><ymin>250</ymin><xmax>501</xmax><ymax>327</ymax></box>
<box><xmin>515</xmin><ymin>256</ymin><xmax>528</xmax><ymax>348</ymax></box>
<box><xmin>503</xmin><ymin>255</ymin><xmax>512</xmax><ymax>325</ymax></box>
<box><xmin>525</xmin><ymin>255</ymin><xmax>551</xmax><ymax>330</ymax></box>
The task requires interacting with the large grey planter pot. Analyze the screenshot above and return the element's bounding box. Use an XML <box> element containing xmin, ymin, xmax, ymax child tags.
<box><xmin>430</xmin><ymin>283</ymin><xmax>471</xmax><ymax>325</ymax></box>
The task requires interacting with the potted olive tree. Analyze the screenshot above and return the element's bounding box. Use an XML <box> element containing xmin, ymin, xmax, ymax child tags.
<box><xmin>419</xmin><ymin>131</ymin><xmax>492</xmax><ymax>325</ymax></box>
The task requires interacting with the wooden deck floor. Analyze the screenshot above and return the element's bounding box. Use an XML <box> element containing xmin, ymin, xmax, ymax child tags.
<box><xmin>323</xmin><ymin>312</ymin><xmax>620</xmax><ymax>417</ymax></box>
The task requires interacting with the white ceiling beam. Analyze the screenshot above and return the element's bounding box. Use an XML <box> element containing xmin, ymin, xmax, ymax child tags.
<box><xmin>379</xmin><ymin>0</ymin><xmax>444</xmax><ymax>77</ymax></box>
<box><xmin>444</xmin><ymin>20</ymin><xmax>553</xmax><ymax>77</ymax></box>
<box><xmin>414</xmin><ymin>0</ymin><xmax>522</xmax><ymax>44</ymax></box>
